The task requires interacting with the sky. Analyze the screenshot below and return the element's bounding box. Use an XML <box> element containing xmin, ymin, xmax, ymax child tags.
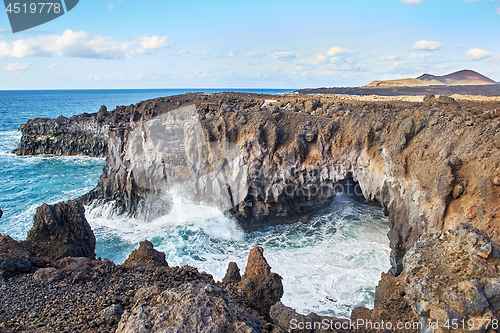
<box><xmin>0</xmin><ymin>0</ymin><xmax>499</xmax><ymax>89</ymax></box>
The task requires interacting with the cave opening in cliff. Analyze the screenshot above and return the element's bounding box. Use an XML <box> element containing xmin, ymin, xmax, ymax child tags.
<box><xmin>333</xmin><ymin>173</ymin><xmax>380</xmax><ymax>207</ymax></box>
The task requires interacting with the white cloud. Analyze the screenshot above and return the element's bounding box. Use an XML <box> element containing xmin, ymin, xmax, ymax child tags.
<box><xmin>228</xmin><ymin>51</ymin><xmax>235</xmax><ymax>57</ymax></box>
<box><xmin>496</xmin><ymin>6</ymin><xmax>500</xmax><ymax>14</ymax></box>
<box><xmin>108</xmin><ymin>0</ymin><xmax>123</xmax><ymax>10</ymax></box>
<box><xmin>174</xmin><ymin>50</ymin><xmax>187</xmax><ymax>56</ymax></box>
<box><xmin>408</xmin><ymin>53</ymin><xmax>433</xmax><ymax>59</ymax></box>
<box><xmin>4</xmin><ymin>63</ymin><xmax>30</xmax><ymax>71</ymax></box>
<box><xmin>271</xmin><ymin>51</ymin><xmax>295</xmax><ymax>59</ymax></box>
<box><xmin>400</xmin><ymin>0</ymin><xmax>423</xmax><ymax>5</ymax></box>
<box><xmin>380</xmin><ymin>55</ymin><xmax>399</xmax><ymax>61</ymax></box>
<box><xmin>0</xmin><ymin>29</ymin><xmax>168</xmax><ymax>59</ymax></box>
<box><xmin>40</xmin><ymin>63</ymin><xmax>57</xmax><ymax>70</ymax></box>
<box><xmin>412</xmin><ymin>40</ymin><xmax>442</xmax><ymax>51</ymax></box>
<box><xmin>465</xmin><ymin>48</ymin><xmax>492</xmax><ymax>61</ymax></box>
<box><xmin>327</xmin><ymin>47</ymin><xmax>348</xmax><ymax>56</ymax></box>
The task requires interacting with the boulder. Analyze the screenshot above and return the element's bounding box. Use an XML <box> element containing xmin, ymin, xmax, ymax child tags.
<box><xmin>222</xmin><ymin>261</ymin><xmax>241</xmax><ymax>284</ymax></box>
<box><xmin>0</xmin><ymin>234</ymin><xmax>31</xmax><ymax>277</ymax></box>
<box><xmin>23</xmin><ymin>200</ymin><xmax>96</xmax><ymax>261</ymax></box>
<box><xmin>0</xmin><ymin>206</ymin><xmax>2</xmax><ymax>219</ymax></box>
<box><xmin>238</xmin><ymin>247</ymin><xmax>283</xmax><ymax>318</ymax></box>
<box><xmin>403</xmin><ymin>223</ymin><xmax>500</xmax><ymax>333</ymax></box>
<box><xmin>98</xmin><ymin>304</ymin><xmax>123</xmax><ymax>325</ymax></box>
<box><xmin>57</xmin><ymin>257</ymin><xmax>92</xmax><ymax>274</ymax></box>
<box><xmin>122</xmin><ymin>240</ymin><xmax>168</xmax><ymax>268</ymax></box>
<box><xmin>116</xmin><ymin>283</ymin><xmax>261</xmax><ymax>333</ymax></box>
<box><xmin>32</xmin><ymin>267</ymin><xmax>64</xmax><ymax>284</ymax></box>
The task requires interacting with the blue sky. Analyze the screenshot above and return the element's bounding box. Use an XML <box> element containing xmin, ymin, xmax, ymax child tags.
<box><xmin>0</xmin><ymin>0</ymin><xmax>499</xmax><ymax>89</ymax></box>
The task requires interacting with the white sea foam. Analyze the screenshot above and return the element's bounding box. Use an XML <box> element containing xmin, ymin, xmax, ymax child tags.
<box><xmin>0</xmin><ymin>130</ymin><xmax>21</xmax><ymax>155</ymax></box>
<box><xmin>86</xmin><ymin>191</ymin><xmax>390</xmax><ymax>318</ymax></box>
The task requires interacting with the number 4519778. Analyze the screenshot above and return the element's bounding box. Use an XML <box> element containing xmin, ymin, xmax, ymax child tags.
<box><xmin>6</xmin><ymin>3</ymin><xmax>62</xmax><ymax>14</ymax></box>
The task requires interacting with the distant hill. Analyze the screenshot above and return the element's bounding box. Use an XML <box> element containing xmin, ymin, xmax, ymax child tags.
<box><xmin>366</xmin><ymin>70</ymin><xmax>497</xmax><ymax>87</ymax></box>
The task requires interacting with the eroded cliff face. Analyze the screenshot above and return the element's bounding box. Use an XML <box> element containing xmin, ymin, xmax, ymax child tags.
<box><xmin>16</xmin><ymin>92</ymin><xmax>500</xmax><ymax>274</ymax></box>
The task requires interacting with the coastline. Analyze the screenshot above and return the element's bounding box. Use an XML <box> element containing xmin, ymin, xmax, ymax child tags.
<box><xmin>2</xmin><ymin>91</ymin><xmax>500</xmax><ymax>332</ymax></box>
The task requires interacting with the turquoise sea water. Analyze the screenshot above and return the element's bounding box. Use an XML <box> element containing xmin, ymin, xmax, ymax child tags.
<box><xmin>0</xmin><ymin>89</ymin><xmax>390</xmax><ymax>318</ymax></box>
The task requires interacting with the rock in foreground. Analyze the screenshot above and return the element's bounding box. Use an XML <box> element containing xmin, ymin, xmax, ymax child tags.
<box><xmin>0</xmin><ymin>234</ymin><xmax>31</xmax><ymax>277</ymax></box>
<box><xmin>239</xmin><ymin>246</ymin><xmax>284</xmax><ymax>318</ymax></box>
<box><xmin>122</xmin><ymin>240</ymin><xmax>168</xmax><ymax>268</ymax></box>
<box><xmin>117</xmin><ymin>283</ymin><xmax>261</xmax><ymax>333</ymax></box>
<box><xmin>23</xmin><ymin>199</ymin><xmax>96</xmax><ymax>261</ymax></box>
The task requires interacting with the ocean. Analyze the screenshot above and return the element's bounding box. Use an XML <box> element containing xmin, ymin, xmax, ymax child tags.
<box><xmin>0</xmin><ymin>89</ymin><xmax>390</xmax><ymax>318</ymax></box>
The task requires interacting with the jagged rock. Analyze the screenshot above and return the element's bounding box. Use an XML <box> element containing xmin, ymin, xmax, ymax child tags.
<box><xmin>350</xmin><ymin>272</ymin><xmax>419</xmax><ymax>332</ymax></box>
<box><xmin>98</xmin><ymin>304</ymin><xmax>123</xmax><ymax>325</ymax></box>
<box><xmin>222</xmin><ymin>261</ymin><xmax>241</xmax><ymax>284</ymax></box>
<box><xmin>239</xmin><ymin>247</ymin><xmax>283</xmax><ymax>318</ymax></box>
<box><xmin>0</xmin><ymin>206</ymin><xmax>2</xmax><ymax>219</ymax></box>
<box><xmin>122</xmin><ymin>240</ymin><xmax>168</xmax><ymax>268</ymax></box>
<box><xmin>98</xmin><ymin>105</ymin><xmax>108</xmax><ymax>114</ymax></box>
<box><xmin>32</xmin><ymin>267</ymin><xmax>64</xmax><ymax>284</ymax></box>
<box><xmin>403</xmin><ymin>223</ymin><xmax>500</xmax><ymax>333</ymax></box>
<box><xmin>0</xmin><ymin>234</ymin><xmax>31</xmax><ymax>277</ymax></box>
<box><xmin>270</xmin><ymin>302</ymin><xmax>348</xmax><ymax>333</ymax></box>
<box><xmin>116</xmin><ymin>283</ymin><xmax>261</xmax><ymax>333</ymax></box>
<box><xmin>23</xmin><ymin>200</ymin><xmax>96</xmax><ymax>261</ymax></box>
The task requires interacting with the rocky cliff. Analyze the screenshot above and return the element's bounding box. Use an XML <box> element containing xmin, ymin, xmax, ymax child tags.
<box><xmin>14</xmin><ymin>92</ymin><xmax>500</xmax><ymax>275</ymax></box>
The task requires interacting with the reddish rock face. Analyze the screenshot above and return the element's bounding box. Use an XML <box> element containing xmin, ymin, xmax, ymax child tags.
<box><xmin>238</xmin><ymin>246</ymin><xmax>283</xmax><ymax>319</ymax></box>
<box><xmin>122</xmin><ymin>240</ymin><xmax>168</xmax><ymax>268</ymax></box>
<box><xmin>243</xmin><ymin>246</ymin><xmax>271</xmax><ymax>277</ymax></box>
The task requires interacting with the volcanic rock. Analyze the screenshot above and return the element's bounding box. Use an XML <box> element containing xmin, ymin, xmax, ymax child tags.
<box><xmin>403</xmin><ymin>223</ymin><xmax>500</xmax><ymax>333</ymax></box>
<box><xmin>98</xmin><ymin>304</ymin><xmax>123</xmax><ymax>325</ymax></box>
<box><xmin>492</xmin><ymin>169</ymin><xmax>500</xmax><ymax>186</ymax></box>
<box><xmin>116</xmin><ymin>283</ymin><xmax>261</xmax><ymax>333</ymax></box>
<box><xmin>222</xmin><ymin>261</ymin><xmax>241</xmax><ymax>284</ymax></box>
<box><xmin>122</xmin><ymin>240</ymin><xmax>168</xmax><ymax>268</ymax></box>
<box><xmin>0</xmin><ymin>234</ymin><xmax>31</xmax><ymax>277</ymax></box>
<box><xmin>23</xmin><ymin>200</ymin><xmax>96</xmax><ymax>261</ymax></box>
<box><xmin>270</xmin><ymin>302</ymin><xmax>349</xmax><ymax>333</ymax></box>
<box><xmin>239</xmin><ymin>247</ymin><xmax>283</xmax><ymax>318</ymax></box>
<box><xmin>0</xmin><ymin>206</ymin><xmax>2</xmax><ymax>219</ymax></box>
<box><xmin>32</xmin><ymin>267</ymin><xmax>64</xmax><ymax>284</ymax></box>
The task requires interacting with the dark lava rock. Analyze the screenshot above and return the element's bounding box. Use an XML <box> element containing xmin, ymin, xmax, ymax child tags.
<box><xmin>98</xmin><ymin>304</ymin><xmax>123</xmax><ymax>325</ymax></box>
<box><xmin>57</xmin><ymin>257</ymin><xmax>92</xmax><ymax>274</ymax></box>
<box><xmin>0</xmin><ymin>234</ymin><xmax>31</xmax><ymax>277</ymax></box>
<box><xmin>122</xmin><ymin>240</ymin><xmax>169</xmax><ymax>268</ymax></box>
<box><xmin>0</xmin><ymin>206</ymin><xmax>2</xmax><ymax>219</ymax></box>
<box><xmin>23</xmin><ymin>200</ymin><xmax>96</xmax><ymax>261</ymax></box>
<box><xmin>32</xmin><ymin>267</ymin><xmax>64</xmax><ymax>284</ymax></box>
<box><xmin>238</xmin><ymin>246</ymin><xmax>283</xmax><ymax>318</ymax></box>
<box><xmin>222</xmin><ymin>262</ymin><xmax>241</xmax><ymax>284</ymax></box>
